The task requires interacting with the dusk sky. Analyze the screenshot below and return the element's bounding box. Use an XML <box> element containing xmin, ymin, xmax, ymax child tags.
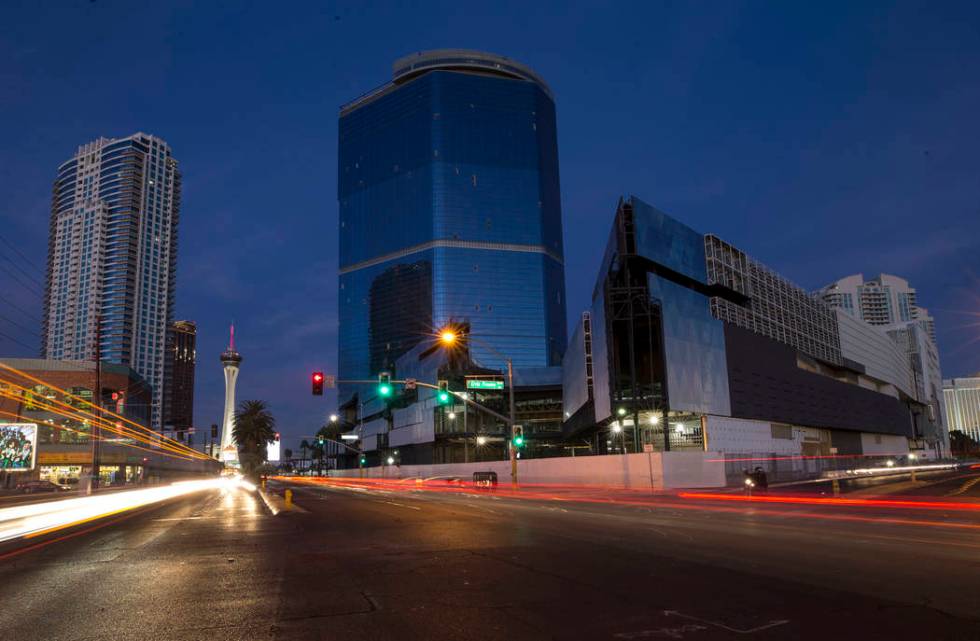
<box><xmin>2</xmin><ymin>1</ymin><xmax>979</xmax><ymax>450</ymax></box>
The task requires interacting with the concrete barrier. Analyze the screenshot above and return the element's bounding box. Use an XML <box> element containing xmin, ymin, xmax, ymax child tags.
<box><xmin>328</xmin><ymin>451</ymin><xmax>725</xmax><ymax>490</ymax></box>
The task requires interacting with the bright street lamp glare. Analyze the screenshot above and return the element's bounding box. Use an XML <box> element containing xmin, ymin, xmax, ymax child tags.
<box><xmin>329</xmin><ymin>414</ymin><xmax>338</xmax><ymax>423</ymax></box>
<box><xmin>649</xmin><ymin>415</ymin><xmax>660</xmax><ymax>425</ymax></box>
<box><xmin>617</xmin><ymin>407</ymin><xmax>627</xmax><ymax>416</ymax></box>
<box><xmin>440</xmin><ymin>330</ymin><xmax>457</xmax><ymax>344</ymax></box>
<box><xmin>448</xmin><ymin>412</ymin><xmax>456</xmax><ymax>420</ymax></box>
<box><xmin>476</xmin><ymin>436</ymin><xmax>487</xmax><ymax>446</ymax></box>
<box><xmin>386</xmin><ymin>456</ymin><xmax>395</xmax><ymax>465</ymax></box>
<box><xmin>612</xmin><ymin>424</ymin><xmax>622</xmax><ymax>434</ymax></box>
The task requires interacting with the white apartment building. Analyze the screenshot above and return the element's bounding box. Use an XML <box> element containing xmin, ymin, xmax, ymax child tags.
<box><xmin>43</xmin><ymin>133</ymin><xmax>181</xmax><ymax>430</ymax></box>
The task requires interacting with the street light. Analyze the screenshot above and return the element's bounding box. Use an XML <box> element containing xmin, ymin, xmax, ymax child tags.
<box><xmin>386</xmin><ymin>456</ymin><xmax>395</xmax><ymax>465</ymax></box>
<box><xmin>329</xmin><ymin>414</ymin><xmax>338</xmax><ymax>423</ymax></box>
<box><xmin>617</xmin><ymin>407</ymin><xmax>627</xmax><ymax>417</ymax></box>
<box><xmin>476</xmin><ymin>436</ymin><xmax>487</xmax><ymax>446</ymax></box>
<box><xmin>436</xmin><ymin>325</ymin><xmax>516</xmax><ymax>430</ymax></box>
<box><xmin>448</xmin><ymin>412</ymin><xmax>456</xmax><ymax>420</ymax></box>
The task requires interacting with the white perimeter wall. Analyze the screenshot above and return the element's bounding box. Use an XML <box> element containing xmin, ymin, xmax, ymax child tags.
<box><xmin>705</xmin><ymin>415</ymin><xmax>803</xmax><ymax>455</ymax></box>
<box><xmin>859</xmin><ymin>433</ymin><xmax>909</xmax><ymax>456</ymax></box>
<box><xmin>328</xmin><ymin>451</ymin><xmax>725</xmax><ymax>490</ymax></box>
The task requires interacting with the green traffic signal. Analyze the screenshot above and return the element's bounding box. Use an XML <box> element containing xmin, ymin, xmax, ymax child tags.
<box><xmin>437</xmin><ymin>379</ymin><xmax>451</xmax><ymax>405</ymax></box>
<box><xmin>359</xmin><ymin>456</ymin><xmax>366</xmax><ymax>465</ymax></box>
<box><xmin>513</xmin><ymin>435</ymin><xmax>525</xmax><ymax>447</ymax></box>
<box><xmin>378</xmin><ymin>371</ymin><xmax>393</xmax><ymax>397</ymax></box>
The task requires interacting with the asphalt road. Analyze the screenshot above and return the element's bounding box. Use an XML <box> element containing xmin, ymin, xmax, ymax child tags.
<box><xmin>1</xmin><ymin>474</ymin><xmax>979</xmax><ymax>640</ymax></box>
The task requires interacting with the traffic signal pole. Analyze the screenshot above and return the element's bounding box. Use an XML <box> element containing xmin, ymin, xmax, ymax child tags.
<box><xmin>506</xmin><ymin>359</ymin><xmax>517</xmax><ymax>486</ymax></box>
<box><xmin>328</xmin><ymin>378</ymin><xmax>520</xmax><ymax>484</ymax></box>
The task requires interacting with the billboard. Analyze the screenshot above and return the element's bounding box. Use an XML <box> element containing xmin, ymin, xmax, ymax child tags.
<box><xmin>0</xmin><ymin>423</ymin><xmax>38</xmax><ymax>471</ymax></box>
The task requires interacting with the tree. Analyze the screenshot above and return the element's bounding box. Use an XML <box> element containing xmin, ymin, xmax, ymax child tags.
<box><xmin>284</xmin><ymin>448</ymin><xmax>293</xmax><ymax>461</ymax></box>
<box><xmin>233</xmin><ymin>400</ymin><xmax>277</xmax><ymax>476</ymax></box>
<box><xmin>299</xmin><ymin>438</ymin><xmax>310</xmax><ymax>469</ymax></box>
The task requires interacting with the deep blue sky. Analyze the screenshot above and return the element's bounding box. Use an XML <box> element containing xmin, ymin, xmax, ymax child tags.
<box><xmin>2</xmin><ymin>1</ymin><xmax>979</xmax><ymax>450</ymax></box>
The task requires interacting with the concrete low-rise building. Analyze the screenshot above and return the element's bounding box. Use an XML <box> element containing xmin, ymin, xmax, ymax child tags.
<box><xmin>561</xmin><ymin>196</ymin><xmax>944</xmax><ymax>482</ymax></box>
<box><xmin>0</xmin><ymin>358</ymin><xmax>152</xmax><ymax>488</ymax></box>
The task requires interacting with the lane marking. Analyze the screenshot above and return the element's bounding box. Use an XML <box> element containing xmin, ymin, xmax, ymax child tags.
<box><xmin>380</xmin><ymin>500</ymin><xmax>421</xmax><ymax>511</ymax></box>
<box><xmin>947</xmin><ymin>476</ymin><xmax>980</xmax><ymax>497</ymax></box>
<box><xmin>664</xmin><ymin>610</ymin><xmax>790</xmax><ymax>634</ymax></box>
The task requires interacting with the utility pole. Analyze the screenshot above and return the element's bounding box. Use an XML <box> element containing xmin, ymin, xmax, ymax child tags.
<box><xmin>90</xmin><ymin>316</ymin><xmax>102</xmax><ymax>493</ymax></box>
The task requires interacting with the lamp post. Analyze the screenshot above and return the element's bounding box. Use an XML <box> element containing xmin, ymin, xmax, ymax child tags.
<box><xmin>438</xmin><ymin>328</ymin><xmax>515</xmax><ymax>432</ymax></box>
<box><xmin>439</xmin><ymin>327</ymin><xmax>517</xmax><ymax>483</ymax></box>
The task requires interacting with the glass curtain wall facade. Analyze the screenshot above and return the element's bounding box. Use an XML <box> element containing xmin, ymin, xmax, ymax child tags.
<box><xmin>338</xmin><ymin>50</ymin><xmax>567</xmax><ymax>402</ymax></box>
<box><xmin>43</xmin><ymin>134</ymin><xmax>180</xmax><ymax>431</ymax></box>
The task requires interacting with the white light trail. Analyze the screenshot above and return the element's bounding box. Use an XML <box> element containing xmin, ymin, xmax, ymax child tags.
<box><xmin>844</xmin><ymin>463</ymin><xmax>958</xmax><ymax>475</ymax></box>
<box><xmin>0</xmin><ymin>476</ymin><xmax>250</xmax><ymax>544</ymax></box>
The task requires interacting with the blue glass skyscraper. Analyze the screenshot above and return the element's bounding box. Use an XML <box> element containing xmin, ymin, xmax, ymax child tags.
<box><xmin>338</xmin><ymin>50</ymin><xmax>567</xmax><ymax>401</ymax></box>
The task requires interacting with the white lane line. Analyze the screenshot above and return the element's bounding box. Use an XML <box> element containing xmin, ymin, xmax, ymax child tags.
<box><xmin>376</xmin><ymin>500</ymin><xmax>422</xmax><ymax>511</ymax></box>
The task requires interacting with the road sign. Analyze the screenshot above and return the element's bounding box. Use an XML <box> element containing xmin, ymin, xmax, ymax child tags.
<box><xmin>404</xmin><ymin>378</ymin><xmax>417</xmax><ymax>390</ymax></box>
<box><xmin>466</xmin><ymin>379</ymin><xmax>504</xmax><ymax>390</ymax></box>
<box><xmin>324</xmin><ymin>375</ymin><xmax>336</xmax><ymax>389</ymax></box>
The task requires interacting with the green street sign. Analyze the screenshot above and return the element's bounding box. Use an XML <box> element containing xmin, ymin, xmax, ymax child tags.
<box><xmin>466</xmin><ymin>379</ymin><xmax>504</xmax><ymax>390</ymax></box>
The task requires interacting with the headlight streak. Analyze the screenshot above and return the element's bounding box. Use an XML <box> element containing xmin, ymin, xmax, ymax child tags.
<box><xmin>0</xmin><ymin>476</ymin><xmax>252</xmax><ymax>544</ymax></box>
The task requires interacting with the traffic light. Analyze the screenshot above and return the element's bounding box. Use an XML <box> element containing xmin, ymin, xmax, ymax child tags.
<box><xmin>511</xmin><ymin>425</ymin><xmax>525</xmax><ymax>448</ymax></box>
<box><xmin>378</xmin><ymin>371</ymin><xmax>393</xmax><ymax>398</ymax></box>
<box><xmin>359</xmin><ymin>456</ymin><xmax>367</xmax><ymax>466</ymax></box>
<box><xmin>436</xmin><ymin>380</ymin><xmax>451</xmax><ymax>405</ymax></box>
<box><xmin>318</xmin><ymin>435</ymin><xmax>325</xmax><ymax>446</ymax></box>
<box><xmin>312</xmin><ymin>371</ymin><xmax>324</xmax><ymax>396</ymax></box>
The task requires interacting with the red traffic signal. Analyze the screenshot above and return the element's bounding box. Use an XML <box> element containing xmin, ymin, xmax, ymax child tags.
<box><xmin>312</xmin><ymin>371</ymin><xmax>324</xmax><ymax>396</ymax></box>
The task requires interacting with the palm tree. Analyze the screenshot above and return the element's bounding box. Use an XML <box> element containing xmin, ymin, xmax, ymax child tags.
<box><xmin>299</xmin><ymin>439</ymin><xmax>310</xmax><ymax>471</ymax></box>
<box><xmin>233</xmin><ymin>400</ymin><xmax>277</xmax><ymax>475</ymax></box>
<box><xmin>284</xmin><ymin>448</ymin><xmax>293</xmax><ymax>461</ymax></box>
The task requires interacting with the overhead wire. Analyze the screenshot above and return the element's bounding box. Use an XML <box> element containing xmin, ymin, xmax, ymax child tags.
<box><xmin>0</xmin><ymin>292</ymin><xmax>41</xmax><ymax>323</ymax></box>
<box><xmin>0</xmin><ymin>261</ymin><xmax>44</xmax><ymax>298</ymax></box>
<box><xmin>0</xmin><ymin>232</ymin><xmax>46</xmax><ymax>275</ymax></box>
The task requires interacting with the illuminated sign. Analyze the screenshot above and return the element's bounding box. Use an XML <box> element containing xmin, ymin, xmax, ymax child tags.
<box><xmin>466</xmin><ymin>379</ymin><xmax>504</xmax><ymax>390</ymax></box>
<box><xmin>266</xmin><ymin>434</ymin><xmax>281</xmax><ymax>462</ymax></box>
<box><xmin>0</xmin><ymin>423</ymin><xmax>38</xmax><ymax>471</ymax></box>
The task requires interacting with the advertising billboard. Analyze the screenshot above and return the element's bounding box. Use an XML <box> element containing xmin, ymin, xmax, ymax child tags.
<box><xmin>0</xmin><ymin>423</ymin><xmax>38</xmax><ymax>471</ymax></box>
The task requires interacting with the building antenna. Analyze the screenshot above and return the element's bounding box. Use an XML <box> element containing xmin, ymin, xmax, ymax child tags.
<box><xmin>229</xmin><ymin>322</ymin><xmax>235</xmax><ymax>351</ymax></box>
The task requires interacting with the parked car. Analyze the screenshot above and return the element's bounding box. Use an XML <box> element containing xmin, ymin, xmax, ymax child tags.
<box><xmin>16</xmin><ymin>480</ymin><xmax>69</xmax><ymax>494</ymax></box>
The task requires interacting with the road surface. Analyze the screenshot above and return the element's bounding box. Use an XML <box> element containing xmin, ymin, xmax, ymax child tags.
<box><xmin>1</xmin><ymin>473</ymin><xmax>979</xmax><ymax>640</ymax></box>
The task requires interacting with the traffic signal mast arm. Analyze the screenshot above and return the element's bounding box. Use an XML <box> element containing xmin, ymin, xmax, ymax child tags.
<box><xmin>304</xmin><ymin>435</ymin><xmax>365</xmax><ymax>456</ymax></box>
<box><xmin>335</xmin><ymin>378</ymin><xmax>514</xmax><ymax>427</ymax></box>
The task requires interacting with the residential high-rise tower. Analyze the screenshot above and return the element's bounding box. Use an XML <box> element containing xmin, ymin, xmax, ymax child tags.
<box><xmin>816</xmin><ymin>273</ymin><xmax>936</xmax><ymax>341</ymax></box>
<box><xmin>43</xmin><ymin>133</ymin><xmax>181</xmax><ymax>430</ymax></box>
<box><xmin>163</xmin><ymin>320</ymin><xmax>196</xmax><ymax>436</ymax></box>
<box><xmin>338</xmin><ymin>50</ymin><xmax>567</xmax><ymax>403</ymax></box>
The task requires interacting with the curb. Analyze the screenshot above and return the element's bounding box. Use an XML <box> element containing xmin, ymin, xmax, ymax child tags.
<box><xmin>258</xmin><ymin>486</ymin><xmax>308</xmax><ymax>515</ymax></box>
